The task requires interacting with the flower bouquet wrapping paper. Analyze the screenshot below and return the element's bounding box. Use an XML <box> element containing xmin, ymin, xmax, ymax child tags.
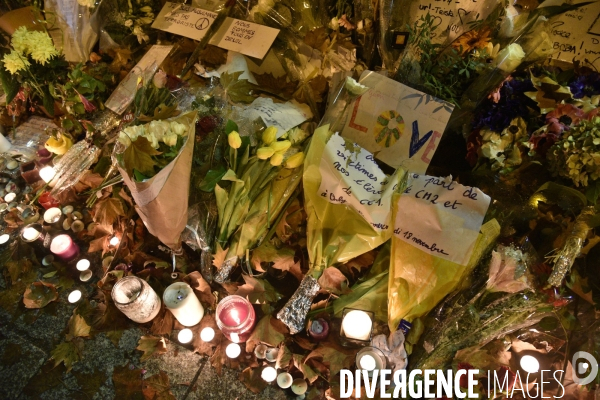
<box><xmin>116</xmin><ymin>111</ymin><xmax>197</xmax><ymax>250</ymax></box>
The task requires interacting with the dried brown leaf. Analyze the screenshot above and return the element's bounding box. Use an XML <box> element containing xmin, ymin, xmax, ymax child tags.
<box><xmin>150</xmin><ymin>305</ymin><xmax>175</xmax><ymax>336</ymax></box>
<box><xmin>304</xmin><ymin>27</ymin><xmax>329</xmax><ymax>50</ymax></box>
<box><xmin>67</xmin><ymin>314</ymin><xmax>92</xmax><ymax>340</ymax></box>
<box><xmin>239</xmin><ymin>367</ymin><xmax>268</xmax><ymax>394</ymax></box>
<box><xmin>183</xmin><ymin>271</ymin><xmax>215</xmax><ymax>307</ymax></box>
<box><xmin>142</xmin><ymin>370</ymin><xmax>175</xmax><ymax>400</ymax></box>
<box><xmin>318</xmin><ymin>267</ymin><xmax>350</xmax><ymax>295</ymax></box>
<box><xmin>212</xmin><ymin>243</ymin><xmax>228</xmax><ymax>269</ymax></box>
<box><xmin>23</xmin><ymin>281</ymin><xmax>58</xmax><ymax>309</ymax></box>
<box><xmin>235</xmin><ymin>275</ymin><xmax>283</xmax><ymax>304</ymax></box>
<box><xmin>94</xmin><ymin>197</ymin><xmax>126</xmax><ymax>227</ymax></box>
<box><xmin>113</xmin><ymin>364</ymin><xmax>144</xmax><ymax>399</ymax></box>
<box><xmin>199</xmin><ymin>45</ymin><xmax>228</xmax><ymax>67</ymax></box>
<box><xmin>245</xmin><ymin>315</ymin><xmax>287</xmax><ymax>353</ymax></box>
<box><xmin>293</xmin><ymin>353</ymin><xmax>319</xmax><ymax>384</ymax></box>
<box><xmin>136</xmin><ymin>336</ymin><xmax>167</xmax><ymax>362</ymax></box>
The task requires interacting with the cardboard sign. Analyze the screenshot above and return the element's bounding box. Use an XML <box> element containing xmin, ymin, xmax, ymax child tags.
<box><xmin>246</xmin><ymin>98</ymin><xmax>312</xmax><ymax>137</ymax></box>
<box><xmin>317</xmin><ymin>133</ymin><xmax>402</xmax><ymax>231</ymax></box>
<box><xmin>152</xmin><ymin>2</ymin><xmax>279</xmax><ymax>59</ymax></box>
<box><xmin>341</xmin><ymin>71</ymin><xmax>454</xmax><ymax>173</ymax></box>
<box><xmin>105</xmin><ymin>45</ymin><xmax>173</xmax><ymax>115</ymax></box>
<box><xmin>393</xmin><ymin>173</ymin><xmax>490</xmax><ymax>266</ymax></box>
<box><xmin>548</xmin><ymin>1</ymin><xmax>600</xmax><ymax>69</ymax></box>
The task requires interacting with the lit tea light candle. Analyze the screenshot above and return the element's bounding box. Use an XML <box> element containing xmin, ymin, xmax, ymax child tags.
<box><xmin>0</xmin><ymin>233</ymin><xmax>10</xmax><ymax>245</ymax></box>
<box><xmin>109</xmin><ymin>236</ymin><xmax>120</xmax><ymax>246</ymax></box>
<box><xmin>39</xmin><ymin>166</ymin><xmax>57</xmax><ymax>183</ymax></box>
<box><xmin>68</xmin><ymin>290</ymin><xmax>82</xmax><ymax>303</ymax></box>
<box><xmin>277</xmin><ymin>372</ymin><xmax>293</xmax><ymax>389</ymax></box>
<box><xmin>50</xmin><ymin>234</ymin><xmax>79</xmax><ymax>261</ymax></box>
<box><xmin>43</xmin><ymin>207</ymin><xmax>62</xmax><ymax>224</ymax></box>
<box><xmin>341</xmin><ymin>310</ymin><xmax>373</xmax><ymax>341</ymax></box>
<box><xmin>4</xmin><ymin>192</ymin><xmax>16</xmax><ymax>203</ymax></box>
<box><xmin>200</xmin><ymin>327</ymin><xmax>215</xmax><ymax>342</ymax></box>
<box><xmin>226</xmin><ymin>343</ymin><xmax>241</xmax><ymax>358</ymax></box>
<box><xmin>261</xmin><ymin>366</ymin><xmax>277</xmax><ymax>382</ymax></box>
<box><xmin>163</xmin><ymin>282</ymin><xmax>204</xmax><ymax>327</ymax></box>
<box><xmin>216</xmin><ymin>295</ymin><xmax>256</xmax><ymax>343</ymax></box>
<box><xmin>178</xmin><ymin>328</ymin><xmax>193</xmax><ymax>344</ymax></box>
<box><xmin>80</xmin><ymin>270</ymin><xmax>93</xmax><ymax>282</ymax></box>
<box><xmin>21</xmin><ymin>224</ymin><xmax>43</xmax><ymax>242</ymax></box>
<box><xmin>76</xmin><ymin>259</ymin><xmax>90</xmax><ymax>271</ymax></box>
<box><xmin>111</xmin><ymin>276</ymin><xmax>161</xmax><ymax>323</ymax></box>
<box><xmin>356</xmin><ymin>346</ymin><xmax>386</xmax><ymax>374</ymax></box>
<box><xmin>520</xmin><ymin>355</ymin><xmax>540</xmax><ymax>373</ymax></box>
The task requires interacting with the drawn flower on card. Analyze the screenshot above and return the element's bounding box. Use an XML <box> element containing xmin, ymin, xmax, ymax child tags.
<box><xmin>374</xmin><ymin>110</ymin><xmax>404</xmax><ymax>147</ymax></box>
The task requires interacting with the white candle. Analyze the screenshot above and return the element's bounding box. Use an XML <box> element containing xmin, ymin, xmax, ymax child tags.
<box><xmin>261</xmin><ymin>366</ymin><xmax>277</xmax><ymax>382</ymax></box>
<box><xmin>39</xmin><ymin>166</ymin><xmax>56</xmax><ymax>183</ymax></box>
<box><xmin>178</xmin><ymin>328</ymin><xmax>193</xmax><ymax>344</ymax></box>
<box><xmin>356</xmin><ymin>346</ymin><xmax>387</xmax><ymax>374</ymax></box>
<box><xmin>360</xmin><ymin>354</ymin><xmax>377</xmax><ymax>371</ymax></box>
<box><xmin>80</xmin><ymin>270</ymin><xmax>93</xmax><ymax>282</ymax></box>
<box><xmin>0</xmin><ymin>234</ymin><xmax>9</xmax><ymax>245</ymax></box>
<box><xmin>68</xmin><ymin>290</ymin><xmax>82</xmax><ymax>303</ymax></box>
<box><xmin>76</xmin><ymin>259</ymin><xmax>90</xmax><ymax>271</ymax></box>
<box><xmin>200</xmin><ymin>327</ymin><xmax>215</xmax><ymax>342</ymax></box>
<box><xmin>0</xmin><ymin>134</ymin><xmax>12</xmax><ymax>153</ymax></box>
<box><xmin>341</xmin><ymin>310</ymin><xmax>373</xmax><ymax>341</ymax></box>
<box><xmin>520</xmin><ymin>355</ymin><xmax>540</xmax><ymax>373</ymax></box>
<box><xmin>44</xmin><ymin>207</ymin><xmax>62</xmax><ymax>223</ymax></box>
<box><xmin>163</xmin><ymin>282</ymin><xmax>204</xmax><ymax>327</ymax></box>
<box><xmin>109</xmin><ymin>236</ymin><xmax>120</xmax><ymax>246</ymax></box>
<box><xmin>226</xmin><ymin>343</ymin><xmax>241</xmax><ymax>358</ymax></box>
<box><xmin>22</xmin><ymin>226</ymin><xmax>41</xmax><ymax>241</ymax></box>
<box><xmin>4</xmin><ymin>192</ymin><xmax>16</xmax><ymax>202</ymax></box>
<box><xmin>277</xmin><ymin>372</ymin><xmax>293</xmax><ymax>389</ymax></box>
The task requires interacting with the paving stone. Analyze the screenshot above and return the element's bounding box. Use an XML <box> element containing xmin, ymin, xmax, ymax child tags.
<box><xmin>0</xmin><ymin>330</ymin><xmax>47</xmax><ymax>399</ymax></box>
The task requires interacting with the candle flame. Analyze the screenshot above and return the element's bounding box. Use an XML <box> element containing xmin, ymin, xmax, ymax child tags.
<box><xmin>231</xmin><ymin>308</ymin><xmax>241</xmax><ymax>325</ymax></box>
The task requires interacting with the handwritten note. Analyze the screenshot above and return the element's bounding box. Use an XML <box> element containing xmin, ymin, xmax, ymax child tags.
<box><xmin>547</xmin><ymin>1</ymin><xmax>600</xmax><ymax>69</ymax></box>
<box><xmin>246</xmin><ymin>98</ymin><xmax>312</xmax><ymax>137</ymax></box>
<box><xmin>152</xmin><ymin>3</ymin><xmax>279</xmax><ymax>59</ymax></box>
<box><xmin>341</xmin><ymin>71</ymin><xmax>454</xmax><ymax>173</ymax></box>
<box><xmin>394</xmin><ymin>173</ymin><xmax>490</xmax><ymax>266</ymax></box>
<box><xmin>318</xmin><ymin>133</ymin><xmax>401</xmax><ymax>231</ymax></box>
<box><xmin>105</xmin><ymin>45</ymin><xmax>173</xmax><ymax>115</ymax></box>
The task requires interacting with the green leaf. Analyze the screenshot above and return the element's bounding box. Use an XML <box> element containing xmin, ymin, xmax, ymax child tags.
<box><xmin>585</xmin><ymin>180</ymin><xmax>600</xmax><ymax>205</ymax></box>
<box><xmin>68</xmin><ymin>314</ymin><xmax>92</xmax><ymax>339</ymax></box>
<box><xmin>220</xmin><ymin>71</ymin><xmax>255</xmax><ymax>103</ymax></box>
<box><xmin>199</xmin><ymin>166</ymin><xmax>227</xmax><ymax>192</ymax></box>
<box><xmin>225</xmin><ymin>119</ymin><xmax>239</xmax><ymax>135</ymax></box>
<box><xmin>51</xmin><ymin>341</ymin><xmax>80</xmax><ymax>372</ymax></box>
<box><xmin>0</xmin><ymin>61</ymin><xmax>20</xmax><ymax>104</ymax></box>
<box><xmin>221</xmin><ymin>169</ymin><xmax>242</xmax><ymax>182</ymax></box>
<box><xmin>120</xmin><ymin>136</ymin><xmax>161</xmax><ymax>177</ymax></box>
<box><xmin>133</xmin><ymin>169</ymin><xmax>149</xmax><ymax>182</ymax></box>
<box><xmin>42</xmin><ymin>90</ymin><xmax>55</xmax><ymax>117</ymax></box>
<box><xmin>43</xmin><ymin>271</ymin><xmax>58</xmax><ymax>278</ymax></box>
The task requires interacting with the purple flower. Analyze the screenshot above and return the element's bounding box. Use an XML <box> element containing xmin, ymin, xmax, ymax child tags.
<box><xmin>568</xmin><ymin>72</ymin><xmax>600</xmax><ymax>99</ymax></box>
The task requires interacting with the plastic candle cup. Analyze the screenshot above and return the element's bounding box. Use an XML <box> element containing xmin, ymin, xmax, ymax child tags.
<box><xmin>291</xmin><ymin>379</ymin><xmax>308</xmax><ymax>395</ymax></box>
<box><xmin>216</xmin><ymin>295</ymin><xmax>256</xmax><ymax>343</ymax></box>
<box><xmin>356</xmin><ymin>346</ymin><xmax>386</xmax><ymax>375</ymax></box>
<box><xmin>277</xmin><ymin>372</ymin><xmax>293</xmax><ymax>389</ymax></box>
<box><xmin>43</xmin><ymin>207</ymin><xmax>62</xmax><ymax>224</ymax></box>
<box><xmin>80</xmin><ymin>270</ymin><xmax>93</xmax><ymax>282</ymax></box>
<box><xmin>111</xmin><ymin>276</ymin><xmax>161</xmax><ymax>323</ymax></box>
<box><xmin>0</xmin><ymin>234</ymin><xmax>9</xmax><ymax>245</ymax></box>
<box><xmin>50</xmin><ymin>234</ymin><xmax>79</xmax><ymax>261</ymax></box>
<box><xmin>39</xmin><ymin>166</ymin><xmax>56</xmax><ymax>183</ymax></box>
<box><xmin>163</xmin><ymin>282</ymin><xmax>204</xmax><ymax>327</ymax></box>
<box><xmin>68</xmin><ymin>290</ymin><xmax>82</xmax><ymax>303</ymax></box>
<box><xmin>225</xmin><ymin>343</ymin><xmax>241</xmax><ymax>358</ymax></box>
<box><xmin>4</xmin><ymin>192</ymin><xmax>16</xmax><ymax>203</ymax></box>
<box><xmin>178</xmin><ymin>328</ymin><xmax>193</xmax><ymax>344</ymax></box>
<box><xmin>261</xmin><ymin>366</ymin><xmax>277</xmax><ymax>382</ymax></box>
<box><xmin>341</xmin><ymin>309</ymin><xmax>373</xmax><ymax>342</ymax></box>
<box><xmin>21</xmin><ymin>224</ymin><xmax>43</xmax><ymax>242</ymax></box>
<box><xmin>200</xmin><ymin>327</ymin><xmax>215</xmax><ymax>342</ymax></box>
<box><xmin>76</xmin><ymin>259</ymin><xmax>90</xmax><ymax>271</ymax></box>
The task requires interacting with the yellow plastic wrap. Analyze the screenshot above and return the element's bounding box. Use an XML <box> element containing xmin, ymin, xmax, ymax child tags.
<box><xmin>387</xmin><ymin>192</ymin><xmax>500</xmax><ymax>331</ymax></box>
<box><xmin>303</xmin><ymin>124</ymin><xmax>405</xmax><ymax>278</ymax></box>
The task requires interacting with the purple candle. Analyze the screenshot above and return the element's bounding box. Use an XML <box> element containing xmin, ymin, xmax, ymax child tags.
<box><xmin>50</xmin><ymin>234</ymin><xmax>79</xmax><ymax>261</ymax></box>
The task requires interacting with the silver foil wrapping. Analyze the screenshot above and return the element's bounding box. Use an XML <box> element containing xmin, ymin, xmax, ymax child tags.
<box><xmin>277</xmin><ymin>276</ymin><xmax>321</xmax><ymax>334</ymax></box>
<box><xmin>213</xmin><ymin>256</ymin><xmax>238</xmax><ymax>284</ymax></box>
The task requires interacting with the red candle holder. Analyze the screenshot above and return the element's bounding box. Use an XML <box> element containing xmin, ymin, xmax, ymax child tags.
<box><xmin>38</xmin><ymin>192</ymin><xmax>60</xmax><ymax>210</ymax></box>
<box><xmin>216</xmin><ymin>295</ymin><xmax>256</xmax><ymax>343</ymax></box>
<box><xmin>50</xmin><ymin>234</ymin><xmax>80</xmax><ymax>261</ymax></box>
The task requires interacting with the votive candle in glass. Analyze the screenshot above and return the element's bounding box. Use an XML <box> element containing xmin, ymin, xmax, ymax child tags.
<box><xmin>356</xmin><ymin>346</ymin><xmax>387</xmax><ymax>375</ymax></box>
<box><xmin>21</xmin><ymin>223</ymin><xmax>45</xmax><ymax>243</ymax></box>
<box><xmin>111</xmin><ymin>276</ymin><xmax>161</xmax><ymax>323</ymax></box>
<box><xmin>340</xmin><ymin>308</ymin><xmax>374</xmax><ymax>346</ymax></box>
<box><xmin>162</xmin><ymin>282</ymin><xmax>204</xmax><ymax>327</ymax></box>
<box><xmin>216</xmin><ymin>295</ymin><xmax>256</xmax><ymax>343</ymax></box>
<box><xmin>50</xmin><ymin>234</ymin><xmax>80</xmax><ymax>261</ymax></box>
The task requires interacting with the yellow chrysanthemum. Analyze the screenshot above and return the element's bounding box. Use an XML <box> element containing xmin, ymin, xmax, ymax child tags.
<box><xmin>27</xmin><ymin>31</ymin><xmax>58</xmax><ymax>64</ymax></box>
<box><xmin>11</xmin><ymin>26</ymin><xmax>30</xmax><ymax>54</ymax></box>
<box><xmin>452</xmin><ymin>28</ymin><xmax>491</xmax><ymax>54</ymax></box>
<box><xmin>2</xmin><ymin>51</ymin><xmax>29</xmax><ymax>74</ymax></box>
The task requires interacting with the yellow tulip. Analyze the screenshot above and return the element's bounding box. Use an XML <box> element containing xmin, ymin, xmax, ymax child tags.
<box><xmin>270</xmin><ymin>153</ymin><xmax>283</xmax><ymax>166</ymax></box>
<box><xmin>257</xmin><ymin>147</ymin><xmax>275</xmax><ymax>159</ymax></box>
<box><xmin>228</xmin><ymin>131</ymin><xmax>242</xmax><ymax>149</ymax></box>
<box><xmin>284</xmin><ymin>152</ymin><xmax>305</xmax><ymax>169</ymax></box>
<box><xmin>262</xmin><ymin>126</ymin><xmax>277</xmax><ymax>145</ymax></box>
<box><xmin>45</xmin><ymin>134</ymin><xmax>73</xmax><ymax>155</ymax></box>
<box><xmin>269</xmin><ymin>140</ymin><xmax>291</xmax><ymax>153</ymax></box>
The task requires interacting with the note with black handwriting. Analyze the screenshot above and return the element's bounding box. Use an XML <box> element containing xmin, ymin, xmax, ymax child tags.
<box><xmin>394</xmin><ymin>173</ymin><xmax>490</xmax><ymax>266</ymax></box>
<box><xmin>246</xmin><ymin>98</ymin><xmax>312</xmax><ymax>137</ymax></box>
<box><xmin>318</xmin><ymin>133</ymin><xmax>402</xmax><ymax>232</ymax></box>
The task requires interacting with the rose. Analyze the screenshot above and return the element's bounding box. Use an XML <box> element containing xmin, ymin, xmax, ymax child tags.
<box><xmin>493</xmin><ymin>43</ymin><xmax>525</xmax><ymax>73</ymax></box>
<box><xmin>152</xmin><ymin>70</ymin><xmax>167</xmax><ymax>89</ymax></box>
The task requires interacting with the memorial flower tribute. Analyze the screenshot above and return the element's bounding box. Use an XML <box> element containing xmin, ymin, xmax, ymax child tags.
<box><xmin>0</xmin><ymin>0</ymin><xmax>598</xmax><ymax>398</ymax></box>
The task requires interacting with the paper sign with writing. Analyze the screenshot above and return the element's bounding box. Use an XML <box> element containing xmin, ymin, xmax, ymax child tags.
<box><xmin>105</xmin><ymin>45</ymin><xmax>173</xmax><ymax>115</ymax></box>
<box><xmin>318</xmin><ymin>133</ymin><xmax>401</xmax><ymax>231</ymax></box>
<box><xmin>394</xmin><ymin>173</ymin><xmax>491</xmax><ymax>266</ymax></box>
<box><xmin>246</xmin><ymin>98</ymin><xmax>312</xmax><ymax>137</ymax></box>
<box><xmin>152</xmin><ymin>3</ymin><xmax>279</xmax><ymax>59</ymax></box>
<box><xmin>548</xmin><ymin>1</ymin><xmax>600</xmax><ymax>69</ymax></box>
<box><xmin>341</xmin><ymin>71</ymin><xmax>454</xmax><ymax>173</ymax></box>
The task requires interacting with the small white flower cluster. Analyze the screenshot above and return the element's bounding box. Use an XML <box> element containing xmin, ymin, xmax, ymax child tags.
<box><xmin>2</xmin><ymin>27</ymin><xmax>59</xmax><ymax>74</ymax></box>
<box><xmin>480</xmin><ymin>117</ymin><xmax>527</xmax><ymax>170</ymax></box>
<box><xmin>120</xmin><ymin>120</ymin><xmax>187</xmax><ymax>149</ymax></box>
<box><xmin>124</xmin><ymin>5</ymin><xmax>156</xmax><ymax>43</ymax></box>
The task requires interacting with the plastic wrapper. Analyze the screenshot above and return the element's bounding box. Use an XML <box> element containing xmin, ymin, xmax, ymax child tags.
<box><xmin>387</xmin><ymin>184</ymin><xmax>500</xmax><ymax>331</ymax></box>
<box><xmin>116</xmin><ymin>111</ymin><xmax>197</xmax><ymax>250</ymax></box>
<box><xmin>276</xmin><ymin>275</ymin><xmax>321</xmax><ymax>335</ymax></box>
<box><xmin>49</xmin><ymin>140</ymin><xmax>101</xmax><ymax>196</ymax></box>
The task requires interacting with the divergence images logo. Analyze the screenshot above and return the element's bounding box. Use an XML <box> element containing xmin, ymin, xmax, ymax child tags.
<box><xmin>572</xmin><ymin>351</ymin><xmax>599</xmax><ymax>386</ymax></box>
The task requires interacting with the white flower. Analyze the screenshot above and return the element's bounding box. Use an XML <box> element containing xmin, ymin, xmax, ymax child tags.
<box><xmin>170</xmin><ymin>121</ymin><xmax>187</xmax><ymax>136</ymax></box>
<box><xmin>122</xmin><ymin>124</ymin><xmax>145</xmax><ymax>141</ymax></box>
<box><xmin>344</xmin><ymin>76</ymin><xmax>369</xmax><ymax>97</ymax></box>
<box><xmin>77</xmin><ymin>0</ymin><xmax>96</xmax><ymax>7</ymax></box>
<box><xmin>493</xmin><ymin>43</ymin><xmax>525</xmax><ymax>73</ymax></box>
<box><xmin>138</xmin><ymin>17</ymin><xmax>154</xmax><ymax>25</ymax></box>
<box><xmin>163</xmin><ymin>134</ymin><xmax>178</xmax><ymax>147</ymax></box>
<box><xmin>144</xmin><ymin>132</ymin><xmax>159</xmax><ymax>149</ymax></box>
<box><xmin>10</xmin><ymin>26</ymin><xmax>29</xmax><ymax>54</ymax></box>
<box><xmin>329</xmin><ymin>17</ymin><xmax>339</xmax><ymax>30</ymax></box>
<box><xmin>153</xmin><ymin>70</ymin><xmax>167</xmax><ymax>88</ymax></box>
<box><xmin>124</xmin><ymin>19</ymin><xmax>134</xmax><ymax>27</ymax></box>
<box><xmin>139</xmin><ymin>6</ymin><xmax>152</xmax><ymax>12</ymax></box>
<box><xmin>133</xmin><ymin>26</ymin><xmax>149</xmax><ymax>43</ymax></box>
<box><xmin>148</xmin><ymin>120</ymin><xmax>170</xmax><ymax>140</ymax></box>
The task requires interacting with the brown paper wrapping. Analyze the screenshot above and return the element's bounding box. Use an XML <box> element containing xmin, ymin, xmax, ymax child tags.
<box><xmin>118</xmin><ymin>112</ymin><xmax>197</xmax><ymax>250</ymax></box>
<box><xmin>0</xmin><ymin>7</ymin><xmax>44</xmax><ymax>35</ymax></box>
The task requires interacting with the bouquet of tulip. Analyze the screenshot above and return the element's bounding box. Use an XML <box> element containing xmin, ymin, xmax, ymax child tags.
<box><xmin>212</xmin><ymin>123</ymin><xmax>309</xmax><ymax>283</ymax></box>
<box><xmin>115</xmin><ymin>111</ymin><xmax>197</xmax><ymax>250</ymax></box>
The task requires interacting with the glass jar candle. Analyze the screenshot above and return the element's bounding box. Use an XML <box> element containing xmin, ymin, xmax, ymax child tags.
<box><xmin>111</xmin><ymin>276</ymin><xmax>161</xmax><ymax>323</ymax></box>
<box><xmin>50</xmin><ymin>234</ymin><xmax>79</xmax><ymax>261</ymax></box>
<box><xmin>216</xmin><ymin>295</ymin><xmax>256</xmax><ymax>343</ymax></box>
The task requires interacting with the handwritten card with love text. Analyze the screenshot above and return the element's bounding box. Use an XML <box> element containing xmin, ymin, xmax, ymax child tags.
<box><xmin>394</xmin><ymin>173</ymin><xmax>491</xmax><ymax>266</ymax></box>
<box><xmin>341</xmin><ymin>71</ymin><xmax>454</xmax><ymax>173</ymax></box>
